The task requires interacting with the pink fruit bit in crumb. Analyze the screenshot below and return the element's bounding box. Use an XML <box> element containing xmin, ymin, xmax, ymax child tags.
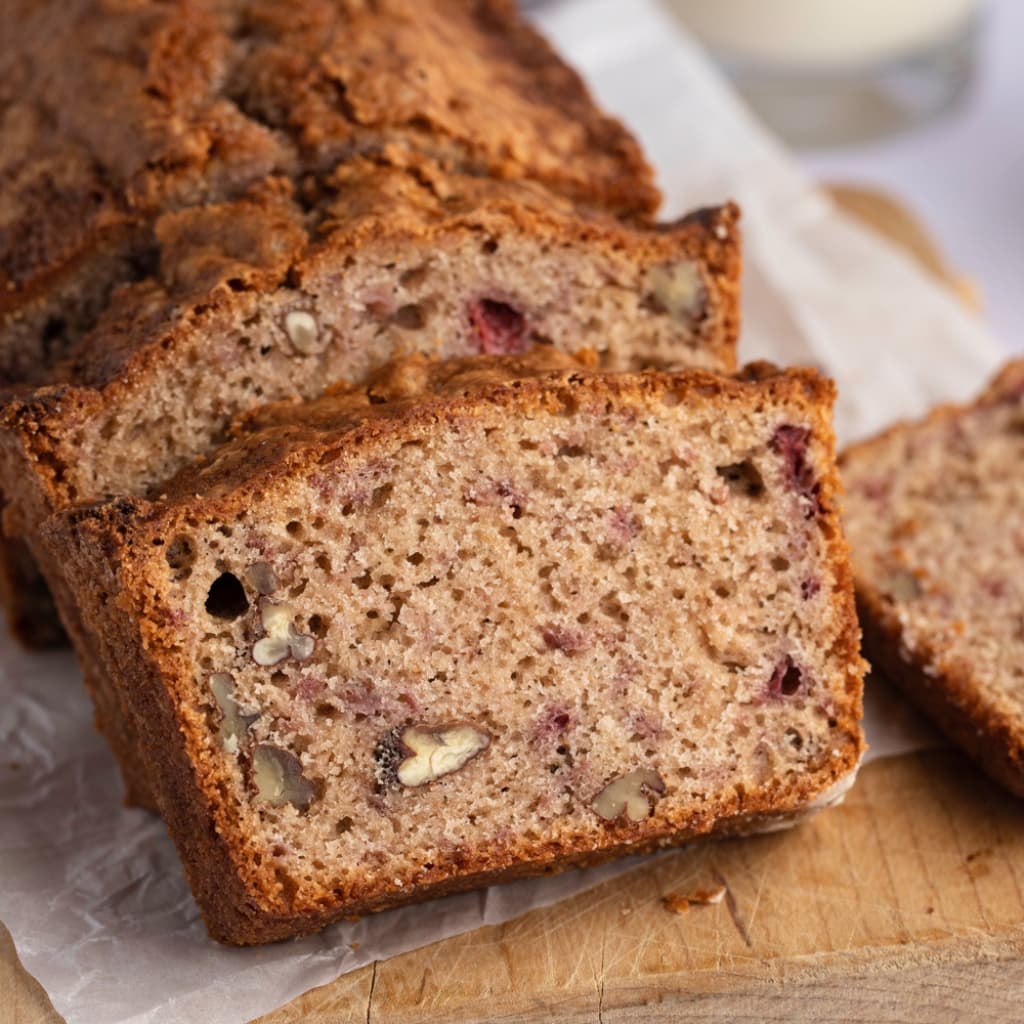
<box><xmin>534</xmin><ymin>705</ymin><xmax>574</xmax><ymax>743</ymax></box>
<box><xmin>771</xmin><ymin>424</ymin><xmax>822</xmax><ymax>517</ymax></box>
<box><xmin>767</xmin><ymin>656</ymin><xmax>805</xmax><ymax>698</ymax></box>
<box><xmin>627</xmin><ymin>709</ymin><xmax>664</xmax><ymax>740</ymax></box>
<box><xmin>801</xmin><ymin>577</ymin><xmax>821</xmax><ymax>600</ymax></box>
<box><xmin>339</xmin><ymin>680</ymin><xmax>382</xmax><ymax>718</ymax></box>
<box><xmin>293</xmin><ymin>676</ymin><xmax>326</xmax><ymax>702</ymax></box>
<box><xmin>361</xmin><ymin>285</ymin><xmax>397</xmax><ymax>319</ymax></box>
<box><xmin>606</xmin><ymin>505</ymin><xmax>640</xmax><ymax>545</ymax></box>
<box><xmin>541</xmin><ymin>624</ymin><xmax>587</xmax><ymax>654</ymax></box>
<box><xmin>468</xmin><ymin>298</ymin><xmax>528</xmax><ymax>354</ymax></box>
<box><xmin>464</xmin><ymin>478</ymin><xmax>527</xmax><ymax>517</ymax></box>
<box><xmin>856</xmin><ymin>476</ymin><xmax>893</xmax><ymax>502</ymax></box>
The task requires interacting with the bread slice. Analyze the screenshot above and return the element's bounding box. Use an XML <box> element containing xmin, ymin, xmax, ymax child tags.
<box><xmin>49</xmin><ymin>350</ymin><xmax>864</xmax><ymax>943</ymax></box>
<box><xmin>0</xmin><ymin>161</ymin><xmax>739</xmax><ymax>659</ymax></box>
<box><xmin>842</xmin><ymin>359</ymin><xmax>1024</xmax><ymax>795</ymax></box>
<box><xmin>0</xmin><ymin>0</ymin><xmax>658</xmax><ymax>386</ymax></box>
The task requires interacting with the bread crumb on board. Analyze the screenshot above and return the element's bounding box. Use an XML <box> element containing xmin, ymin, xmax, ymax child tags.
<box><xmin>661</xmin><ymin>885</ymin><xmax>727</xmax><ymax>913</ymax></box>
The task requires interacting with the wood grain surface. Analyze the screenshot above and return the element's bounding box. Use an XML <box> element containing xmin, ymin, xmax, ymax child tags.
<box><xmin>2</xmin><ymin>189</ymin><xmax>1012</xmax><ymax>1024</ymax></box>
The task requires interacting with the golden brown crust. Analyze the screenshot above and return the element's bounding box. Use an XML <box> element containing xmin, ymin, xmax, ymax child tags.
<box><xmin>49</xmin><ymin>356</ymin><xmax>864</xmax><ymax>943</ymax></box>
<box><xmin>0</xmin><ymin>0</ymin><xmax>658</xmax><ymax>385</ymax></box>
<box><xmin>840</xmin><ymin>357</ymin><xmax>1024</xmax><ymax>796</ymax></box>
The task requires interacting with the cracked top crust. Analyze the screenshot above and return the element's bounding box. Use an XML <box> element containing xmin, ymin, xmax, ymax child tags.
<box><xmin>0</xmin><ymin>0</ymin><xmax>657</xmax><ymax>323</ymax></box>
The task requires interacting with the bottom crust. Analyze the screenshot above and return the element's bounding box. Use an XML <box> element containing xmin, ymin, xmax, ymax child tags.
<box><xmin>858</xmin><ymin>592</ymin><xmax>1024</xmax><ymax>797</ymax></box>
<box><xmin>204</xmin><ymin>756</ymin><xmax>862</xmax><ymax>945</ymax></box>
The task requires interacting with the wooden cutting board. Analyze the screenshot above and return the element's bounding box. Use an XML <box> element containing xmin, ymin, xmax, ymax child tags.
<box><xmin>7</xmin><ymin>748</ymin><xmax>1023</xmax><ymax>1023</ymax></box>
<box><xmin>3</xmin><ymin>189</ymin><xmax>1015</xmax><ymax>1024</ymax></box>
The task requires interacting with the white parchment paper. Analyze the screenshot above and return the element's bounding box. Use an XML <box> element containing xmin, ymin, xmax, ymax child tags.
<box><xmin>0</xmin><ymin>1</ymin><xmax>1005</xmax><ymax>1020</ymax></box>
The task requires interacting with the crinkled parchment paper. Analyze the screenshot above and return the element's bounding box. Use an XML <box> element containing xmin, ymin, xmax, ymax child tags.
<box><xmin>0</xmin><ymin>1</ymin><xmax>1004</xmax><ymax>1020</ymax></box>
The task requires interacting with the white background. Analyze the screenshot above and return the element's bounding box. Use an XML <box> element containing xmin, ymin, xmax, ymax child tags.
<box><xmin>802</xmin><ymin>0</ymin><xmax>1024</xmax><ymax>354</ymax></box>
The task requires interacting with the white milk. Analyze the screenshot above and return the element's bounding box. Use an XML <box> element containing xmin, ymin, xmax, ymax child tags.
<box><xmin>665</xmin><ymin>0</ymin><xmax>983</xmax><ymax>68</ymax></box>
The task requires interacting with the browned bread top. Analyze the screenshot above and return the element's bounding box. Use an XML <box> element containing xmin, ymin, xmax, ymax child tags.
<box><xmin>146</xmin><ymin>351</ymin><xmax>830</xmax><ymax>508</ymax></box>
<box><xmin>1</xmin><ymin>0</ymin><xmax>657</xmax><ymax>319</ymax></box>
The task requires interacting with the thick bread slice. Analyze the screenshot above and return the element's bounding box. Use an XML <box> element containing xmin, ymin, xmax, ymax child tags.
<box><xmin>50</xmin><ymin>351</ymin><xmax>864</xmax><ymax>943</ymax></box>
<box><xmin>841</xmin><ymin>359</ymin><xmax>1024</xmax><ymax>795</ymax></box>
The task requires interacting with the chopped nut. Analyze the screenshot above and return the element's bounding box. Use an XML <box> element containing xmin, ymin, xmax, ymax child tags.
<box><xmin>645</xmin><ymin>262</ymin><xmax>703</xmax><ymax>321</ymax></box>
<box><xmin>209</xmin><ymin>672</ymin><xmax>259</xmax><ymax>754</ymax></box>
<box><xmin>289</xmin><ymin>634</ymin><xmax>316</xmax><ymax>660</ymax></box>
<box><xmin>591</xmin><ymin>768</ymin><xmax>665</xmax><ymax>822</ymax></box>
<box><xmin>881</xmin><ymin>568</ymin><xmax>922</xmax><ymax>602</ymax></box>
<box><xmin>252</xmin><ymin>598</ymin><xmax>316</xmax><ymax>666</ymax></box>
<box><xmin>252</xmin><ymin>744</ymin><xmax>317</xmax><ymax>810</ymax></box>
<box><xmin>283</xmin><ymin>311</ymin><xmax>323</xmax><ymax>354</ymax></box>
<box><xmin>395</xmin><ymin>723</ymin><xmax>490</xmax><ymax>787</ymax></box>
<box><xmin>244</xmin><ymin>561</ymin><xmax>279</xmax><ymax>595</ymax></box>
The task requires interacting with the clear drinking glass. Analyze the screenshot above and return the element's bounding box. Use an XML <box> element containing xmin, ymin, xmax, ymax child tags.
<box><xmin>663</xmin><ymin>0</ymin><xmax>984</xmax><ymax>147</ymax></box>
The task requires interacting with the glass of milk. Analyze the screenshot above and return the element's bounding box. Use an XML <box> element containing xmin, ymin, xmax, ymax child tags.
<box><xmin>663</xmin><ymin>0</ymin><xmax>984</xmax><ymax>147</ymax></box>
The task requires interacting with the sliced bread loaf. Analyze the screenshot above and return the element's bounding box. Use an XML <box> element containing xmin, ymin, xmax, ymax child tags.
<box><xmin>0</xmin><ymin>162</ymin><xmax>739</xmax><ymax>659</ymax></box>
